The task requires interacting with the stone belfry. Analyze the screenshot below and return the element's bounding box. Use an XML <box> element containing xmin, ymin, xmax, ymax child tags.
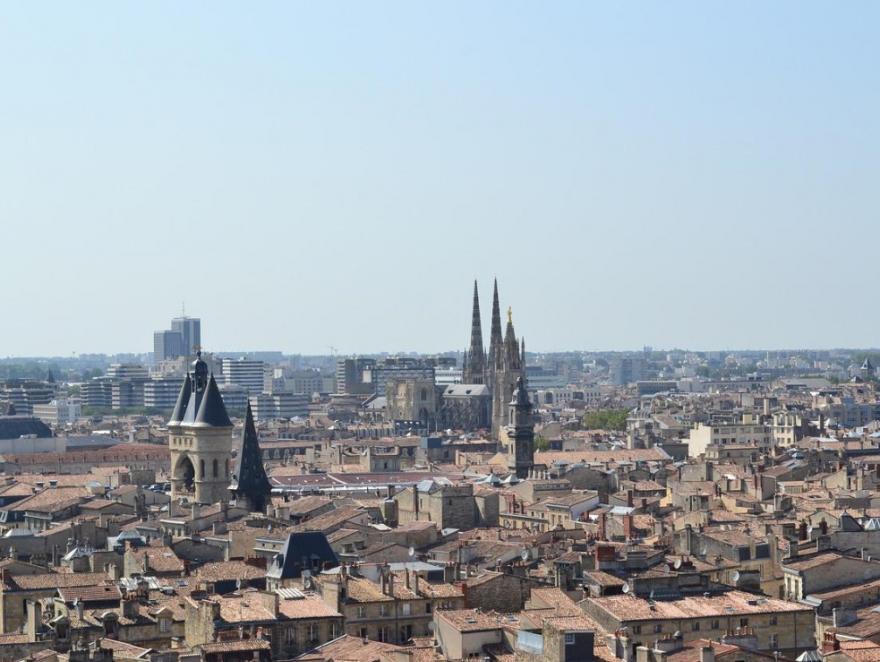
<box><xmin>168</xmin><ymin>351</ymin><xmax>234</xmax><ymax>505</ymax></box>
<box><xmin>506</xmin><ymin>376</ymin><xmax>535</xmax><ymax>479</ymax></box>
<box><xmin>462</xmin><ymin>280</ymin><xmax>486</xmax><ymax>384</ymax></box>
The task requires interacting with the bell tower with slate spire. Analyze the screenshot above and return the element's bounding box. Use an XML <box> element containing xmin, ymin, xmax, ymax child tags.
<box><xmin>506</xmin><ymin>376</ymin><xmax>535</xmax><ymax>479</ymax></box>
<box><xmin>168</xmin><ymin>351</ymin><xmax>234</xmax><ymax>505</ymax></box>
<box><xmin>230</xmin><ymin>401</ymin><xmax>272</xmax><ymax>513</ymax></box>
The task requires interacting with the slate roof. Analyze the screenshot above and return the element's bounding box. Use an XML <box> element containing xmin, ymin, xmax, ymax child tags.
<box><xmin>0</xmin><ymin>416</ymin><xmax>52</xmax><ymax>440</ymax></box>
<box><xmin>267</xmin><ymin>532</ymin><xmax>338</xmax><ymax>580</ymax></box>
<box><xmin>230</xmin><ymin>402</ymin><xmax>271</xmax><ymax>506</ymax></box>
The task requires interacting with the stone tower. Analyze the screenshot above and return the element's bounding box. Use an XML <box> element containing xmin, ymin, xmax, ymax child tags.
<box><xmin>506</xmin><ymin>376</ymin><xmax>535</xmax><ymax>479</ymax></box>
<box><xmin>168</xmin><ymin>351</ymin><xmax>234</xmax><ymax>505</ymax></box>
<box><xmin>230</xmin><ymin>401</ymin><xmax>272</xmax><ymax>513</ymax></box>
<box><xmin>491</xmin><ymin>301</ymin><xmax>524</xmax><ymax>440</ymax></box>
<box><xmin>462</xmin><ymin>280</ymin><xmax>486</xmax><ymax>385</ymax></box>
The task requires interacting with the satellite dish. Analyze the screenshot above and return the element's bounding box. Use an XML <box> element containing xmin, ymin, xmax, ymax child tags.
<box><xmin>731</xmin><ymin>570</ymin><xmax>741</xmax><ymax>583</ymax></box>
<box><xmin>427</xmin><ymin>622</ymin><xmax>434</xmax><ymax>632</ymax></box>
<box><xmin>408</xmin><ymin>546</ymin><xmax>415</xmax><ymax>558</ymax></box>
<box><xmin>521</xmin><ymin>550</ymin><xmax>530</xmax><ymax>562</ymax></box>
<box><xmin>622</xmin><ymin>583</ymin><xmax>630</xmax><ymax>594</ymax></box>
<box><xmin>674</xmin><ymin>558</ymin><xmax>683</xmax><ymax>570</ymax></box>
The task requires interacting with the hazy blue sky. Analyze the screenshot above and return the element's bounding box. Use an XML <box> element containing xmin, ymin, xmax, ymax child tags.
<box><xmin>1</xmin><ymin>2</ymin><xmax>877</xmax><ymax>356</ymax></box>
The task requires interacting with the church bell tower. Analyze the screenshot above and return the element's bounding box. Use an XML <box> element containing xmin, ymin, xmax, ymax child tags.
<box><xmin>506</xmin><ymin>376</ymin><xmax>535</xmax><ymax>479</ymax></box>
<box><xmin>168</xmin><ymin>351</ymin><xmax>234</xmax><ymax>505</ymax></box>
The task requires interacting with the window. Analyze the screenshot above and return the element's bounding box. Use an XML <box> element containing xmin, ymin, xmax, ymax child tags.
<box><xmin>739</xmin><ymin>618</ymin><xmax>749</xmax><ymax>627</ymax></box>
<box><xmin>769</xmin><ymin>616</ymin><xmax>778</xmax><ymax>625</ymax></box>
<box><xmin>379</xmin><ymin>604</ymin><xmax>389</xmax><ymax>617</ymax></box>
<box><xmin>159</xmin><ymin>618</ymin><xmax>170</xmax><ymax>633</ymax></box>
<box><xmin>769</xmin><ymin>635</ymin><xmax>778</xmax><ymax>649</ymax></box>
<box><xmin>213</xmin><ymin>458</ymin><xmax>218</xmax><ymax>477</ymax></box>
<box><xmin>286</xmin><ymin>628</ymin><xmax>296</xmax><ymax>643</ymax></box>
<box><xmin>565</xmin><ymin>633</ymin><xmax>576</xmax><ymax>645</ymax></box>
<box><xmin>692</xmin><ymin>622</ymin><xmax>700</xmax><ymax>631</ymax></box>
<box><xmin>654</xmin><ymin>624</ymin><xmax>662</xmax><ymax>633</ymax></box>
<box><xmin>711</xmin><ymin>619</ymin><xmax>720</xmax><ymax>629</ymax></box>
<box><xmin>308</xmin><ymin>624</ymin><xmax>317</xmax><ymax>641</ymax></box>
<box><xmin>359</xmin><ymin>627</ymin><xmax>367</xmax><ymax>639</ymax></box>
<box><xmin>426</xmin><ymin>603</ymin><xmax>432</xmax><ymax>613</ymax></box>
<box><xmin>402</xmin><ymin>603</ymin><xmax>411</xmax><ymax>616</ymax></box>
<box><xmin>633</xmin><ymin>626</ymin><xmax>642</xmax><ymax>634</ymax></box>
<box><xmin>357</xmin><ymin>606</ymin><xmax>366</xmax><ymax>618</ymax></box>
<box><xmin>200</xmin><ymin>459</ymin><xmax>205</xmax><ymax>478</ymax></box>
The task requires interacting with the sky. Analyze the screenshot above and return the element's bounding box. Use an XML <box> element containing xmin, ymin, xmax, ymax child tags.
<box><xmin>1</xmin><ymin>2</ymin><xmax>878</xmax><ymax>357</ymax></box>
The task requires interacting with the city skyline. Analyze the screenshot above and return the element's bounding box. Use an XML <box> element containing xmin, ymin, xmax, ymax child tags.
<box><xmin>2</xmin><ymin>2</ymin><xmax>878</xmax><ymax>355</ymax></box>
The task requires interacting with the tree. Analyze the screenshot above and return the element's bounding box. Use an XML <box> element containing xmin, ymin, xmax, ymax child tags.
<box><xmin>582</xmin><ymin>409</ymin><xmax>629</xmax><ymax>431</ymax></box>
<box><xmin>535</xmin><ymin>434</ymin><xmax>550</xmax><ymax>452</ymax></box>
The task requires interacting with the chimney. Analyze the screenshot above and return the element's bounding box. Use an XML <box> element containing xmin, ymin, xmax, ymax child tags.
<box><xmin>626</xmin><ymin>490</ymin><xmax>633</xmax><ymax>507</ymax></box>
<box><xmin>623</xmin><ymin>514</ymin><xmax>634</xmax><ymax>541</ymax></box>
<box><xmin>191</xmin><ymin>503</ymin><xmax>200</xmax><ymax>520</ymax></box>
<box><xmin>598</xmin><ymin>512</ymin><xmax>607</xmax><ymax>541</ymax></box>
<box><xmin>822</xmin><ymin>631</ymin><xmax>839</xmax><ymax>653</ymax></box>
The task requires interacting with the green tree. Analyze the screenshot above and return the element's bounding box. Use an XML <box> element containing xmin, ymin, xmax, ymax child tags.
<box><xmin>582</xmin><ymin>409</ymin><xmax>629</xmax><ymax>431</ymax></box>
<box><xmin>535</xmin><ymin>434</ymin><xmax>550</xmax><ymax>452</ymax></box>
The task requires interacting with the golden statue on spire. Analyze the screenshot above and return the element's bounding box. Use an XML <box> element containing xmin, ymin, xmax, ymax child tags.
<box><xmin>507</xmin><ymin>306</ymin><xmax>513</xmax><ymax>324</ymax></box>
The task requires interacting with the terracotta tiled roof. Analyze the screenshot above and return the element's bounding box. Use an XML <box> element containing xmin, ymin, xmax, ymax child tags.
<box><xmin>6</xmin><ymin>571</ymin><xmax>108</xmax><ymax>591</ymax></box>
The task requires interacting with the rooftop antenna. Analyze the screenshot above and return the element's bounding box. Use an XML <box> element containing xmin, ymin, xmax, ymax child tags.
<box><xmin>181</xmin><ymin>301</ymin><xmax>186</xmax><ymax>317</ymax></box>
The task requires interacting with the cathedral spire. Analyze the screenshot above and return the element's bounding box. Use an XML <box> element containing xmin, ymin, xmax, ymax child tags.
<box><xmin>504</xmin><ymin>307</ymin><xmax>519</xmax><ymax>369</ymax></box>
<box><xmin>464</xmin><ymin>280</ymin><xmax>486</xmax><ymax>384</ymax></box>
<box><xmin>489</xmin><ymin>279</ymin><xmax>503</xmax><ymax>368</ymax></box>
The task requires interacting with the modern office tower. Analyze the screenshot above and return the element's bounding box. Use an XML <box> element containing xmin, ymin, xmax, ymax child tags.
<box><xmin>221</xmin><ymin>357</ymin><xmax>266</xmax><ymax>394</ymax></box>
<box><xmin>611</xmin><ymin>357</ymin><xmax>644</xmax><ymax>386</ymax></box>
<box><xmin>153</xmin><ymin>330</ymin><xmax>184</xmax><ymax>362</ymax></box>
<box><xmin>171</xmin><ymin>316</ymin><xmax>201</xmax><ymax>357</ymax></box>
<box><xmin>335</xmin><ymin>357</ymin><xmax>376</xmax><ymax>394</ymax></box>
<box><xmin>0</xmin><ymin>380</ymin><xmax>56</xmax><ymax>416</ymax></box>
<box><xmin>248</xmin><ymin>392</ymin><xmax>309</xmax><ymax>420</ymax></box>
<box><xmin>144</xmin><ymin>377</ymin><xmax>186</xmax><ymax>410</ymax></box>
<box><xmin>152</xmin><ymin>315</ymin><xmax>201</xmax><ymax>363</ymax></box>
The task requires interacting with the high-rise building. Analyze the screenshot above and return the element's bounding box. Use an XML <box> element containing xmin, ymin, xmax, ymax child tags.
<box><xmin>171</xmin><ymin>316</ymin><xmax>201</xmax><ymax>357</ymax></box>
<box><xmin>335</xmin><ymin>357</ymin><xmax>376</xmax><ymax>394</ymax></box>
<box><xmin>152</xmin><ymin>315</ymin><xmax>201</xmax><ymax>364</ymax></box>
<box><xmin>221</xmin><ymin>357</ymin><xmax>266</xmax><ymax>394</ymax></box>
<box><xmin>153</xmin><ymin>330</ymin><xmax>183</xmax><ymax>363</ymax></box>
<box><xmin>611</xmin><ymin>357</ymin><xmax>644</xmax><ymax>386</ymax></box>
<box><xmin>144</xmin><ymin>377</ymin><xmax>186</xmax><ymax>411</ymax></box>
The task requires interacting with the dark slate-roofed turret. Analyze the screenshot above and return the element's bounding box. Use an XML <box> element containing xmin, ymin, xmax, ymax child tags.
<box><xmin>168</xmin><ymin>373</ymin><xmax>192</xmax><ymax>427</ymax></box>
<box><xmin>193</xmin><ymin>374</ymin><xmax>232</xmax><ymax>428</ymax></box>
<box><xmin>230</xmin><ymin>401</ymin><xmax>271</xmax><ymax>512</ymax></box>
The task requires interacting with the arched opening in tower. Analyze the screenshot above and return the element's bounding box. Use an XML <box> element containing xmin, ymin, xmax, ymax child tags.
<box><xmin>175</xmin><ymin>456</ymin><xmax>195</xmax><ymax>493</ymax></box>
